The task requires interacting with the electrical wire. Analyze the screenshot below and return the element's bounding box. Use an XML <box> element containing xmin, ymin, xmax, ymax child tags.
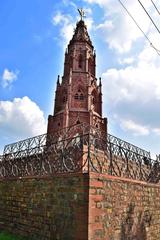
<box><xmin>151</xmin><ymin>0</ymin><xmax>160</xmax><ymax>16</ymax></box>
<box><xmin>137</xmin><ymin>0</ymin><xmax>160</xmax><ymax>35</ymax></box>
<box><xmin>118</xmin><ymin>0</ymin><xmax>160</xmax><ymax>55</ymax></box>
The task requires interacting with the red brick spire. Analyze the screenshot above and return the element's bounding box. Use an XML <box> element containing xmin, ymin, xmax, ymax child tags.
<box><xmin>47</xmin><ymin>16</ymin><xmax>107</xmax><ymax>135</ymax></box>
<box><xmin>70</xmin><ymin>20</ymin><xmax>93</xmax><ymax>47</ymax></box>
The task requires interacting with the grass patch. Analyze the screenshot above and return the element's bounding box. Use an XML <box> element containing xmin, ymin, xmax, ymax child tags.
<box><xmin>0</xmin><ymin>232</ymin><xmax>26</xmax><ymax>240</ymax></box>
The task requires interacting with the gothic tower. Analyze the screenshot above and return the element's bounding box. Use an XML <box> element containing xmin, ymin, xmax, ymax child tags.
<box><xmin>47</xmin><ymin>14</ymin><xmax>107</xmax><ymax>135</ymax></box>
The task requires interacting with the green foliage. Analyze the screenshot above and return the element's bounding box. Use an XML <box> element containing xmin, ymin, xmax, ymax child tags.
<box><xmin>0</xmin><ymin>232</ymin><xmax>26</xmax><ymax>240</ymax></box>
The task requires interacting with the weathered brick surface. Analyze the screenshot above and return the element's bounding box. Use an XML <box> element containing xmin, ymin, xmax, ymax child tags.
<box><xmin>89</xmin><ymin>173</ymin><xmax>160</xmax><ymax>240</ymax></box>
<box><xmin>1</xmin><ymin>172</ymin><xmax>160</xmax><ymax>240</ymax></box>
<box><xmin>0</xmin><ymin>174</ymin><xmax>89</xmax><ymax>240</ymax></box>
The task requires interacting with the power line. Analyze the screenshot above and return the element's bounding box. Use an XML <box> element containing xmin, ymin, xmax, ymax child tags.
<box><xmin>117</xmin><ymin>0</ymin><xmax>160</xmax><ymax>55</ymax></box>
<box><xmin>137</xmin><ymin>0</ymin><xmax>160</xmax><ymax>35</ymax></box>
<box><xmin>151</xmin><ymin>0</ymin><xmax>160</xmax><ymax>16</ymax></box>
<box><xmin>118</xmin><ymin>0</ymin><xmax>150</xmax><ymax>42</ymax></box>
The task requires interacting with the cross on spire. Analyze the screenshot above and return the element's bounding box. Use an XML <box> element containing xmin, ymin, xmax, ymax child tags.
<box><xmin>78</xmin><ymin>8</ymin><xmax>86</xmax><ymax>21</ymax></box>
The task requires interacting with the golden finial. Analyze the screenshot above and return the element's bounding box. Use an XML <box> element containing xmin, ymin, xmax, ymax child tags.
<box><xmin>78</xmin><ymin>8</ymin><xmax>86</xmax><ymax>21</ymax></box>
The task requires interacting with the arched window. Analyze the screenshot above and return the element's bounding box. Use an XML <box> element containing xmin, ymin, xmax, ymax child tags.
<box><xmin>62</xmin><ymin>90</ymin><xmax>67</xmax><ymax>103</ymax></box>
<box><xmin>74</xmin><ymin>93</ymin><xmax>79</xmax><ymax>100</ymax></box>
<box><xmin>91</xmin><ymin>89</ymin><xmax>97</xmax><ymax>112</ymax></box>
<box><xmin>88</xmin><ymin>57</ymin><xmax>94</xmax><ymax>75</ymax></box>
<box><xmin>69</xmin><ymin>56</ymin><xmax>73</xmax><ymax>68</ymax></box>
<box><xmin>63</xmin><ymin>96</ymin><xmax>67</xmax><ymax>103</ymax></box>
<box><xmin>78</xmin><ymin>54</ymin><xmax>83</xmax><ymax>68</ymax></box>
<box><xmin>76</xmin><ymin>120</ymin><xmax>80</xmax><ymax>124</ymax></box>
<box><xmin>74</xmin><ymin>89</ymin><xmax>84</xmax><ymax>101</ymax></box>
<box><xmin>79</xmin><ymin>93</ymin><xmax>84</xmax><ymax>100</ymax></box>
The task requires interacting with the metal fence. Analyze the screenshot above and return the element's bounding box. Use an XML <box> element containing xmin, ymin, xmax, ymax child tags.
<box><xmin>0</xmin><ymin>124</ymin><xmax>159</xmax><ymax>183</ymax></box>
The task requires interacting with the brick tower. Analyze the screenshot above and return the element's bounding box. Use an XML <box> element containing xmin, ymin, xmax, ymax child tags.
<box><xmin>47</xmin><ymin>12</ymin><xmax>107</xmax><ymax>135</ymax></box>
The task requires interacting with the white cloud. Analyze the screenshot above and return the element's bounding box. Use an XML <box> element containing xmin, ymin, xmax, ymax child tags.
<box><xmin>84</xmin><ymin>0</ymin><xmax>109</xmax><ymax>6</ymax></box>
<box><xmin>2</xmin><ymin>68</ymin><xmax>19</xmax><ymax>88</ymax></box>
<box><xmin>101</xmin><ymin>41</ymin><xmax>160</xmax><ymax>147</ymax></box>
<box><xmin>84</xmin><ymin>0</ymin><xmax>160</xmax><ymax>53</ymax></box>
<box><xmin>0</xmin><ymin>96</ymin><xmax>47</xmax><ymax>142</ymax></box>
<box><xmin>52</xmin><ymin>12</ymin><xmax>75</xmax><ymax>46</ymax></box>
<box><xmin>120</xmin><ymin>119</ymin><xmax>150</xmax><ymax>136</ymax></box>
<box><xmin>118</xmin><ymin>57</ymin><xmax>135</xmax><ymax>65</ymax></box>
<box><xmin>102</xmin><ymin>61</ymin><xmax>160</xmax><ymax>103</ymax></box>
<box><xmin>153</xmin><ymin>128</ymin><xmax>160</xmax><ymax>135</ymax></box>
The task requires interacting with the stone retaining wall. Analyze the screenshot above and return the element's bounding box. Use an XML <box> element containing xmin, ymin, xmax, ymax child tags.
<box><xmin>89</xmin><ymin>173</ymin><xmax>160</xmax><ymax>240</ymax></box>
<box><xmin>0</xmin><ymin>173</ymin><xmax>160</xmax><ymax>240</ymax></box>
<box><xmin>0</xmin><ymin>174</ymin><xmax>89</xmax><ymax>240</ymax></box>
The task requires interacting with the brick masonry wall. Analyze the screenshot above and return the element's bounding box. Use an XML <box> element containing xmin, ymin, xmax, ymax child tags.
<box><xmin>0</xmin><ymin>174</ymin><xmax>89</xmax><ymax>240</ymax></box>
<box><xmin>89</xmin><ymin>173</ymin><xmax>160</xmax><ymax>240</ymax></box>
<box><xmin>1</xmin><ymin>172</ymin><xmax>160</xmax><ymax>240</ymax></box>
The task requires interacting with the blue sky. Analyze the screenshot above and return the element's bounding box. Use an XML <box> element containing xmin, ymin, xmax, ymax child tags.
<box><xmin>1</xmin><ymin>0</ymin><xmax>160</xmax><ymax>157</ymax></box>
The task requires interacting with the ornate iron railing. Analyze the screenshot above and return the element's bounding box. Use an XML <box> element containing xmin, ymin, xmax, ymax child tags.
<box><xmin>3</xmin><ymin>133</ymin><xmax>47</xmax><ymax>158</ymax></box>
<box><xmin>3</xmin><ymin>123</ymin><xmax>93</xmax><ymax>156</ymax></box>
<box><xmin>107</xmin><ymin>134</ymin><xmax>151</xmax><ymax>158</ymax></box>
<box><xmin>0</xmin><ymin>124</ymin><xmax>160</xmax><ymax>183</ymax></box>
<box><xmin>107</xmin><ymin>134</ymin><xmax>153</xmax><ymax>181</ymax></box>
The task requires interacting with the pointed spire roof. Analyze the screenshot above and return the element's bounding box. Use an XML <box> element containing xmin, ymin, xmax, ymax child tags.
<box><xmin>69</xmin><ymin>20</ymin><xmax>93</xmax><ymax>47</ymax></box>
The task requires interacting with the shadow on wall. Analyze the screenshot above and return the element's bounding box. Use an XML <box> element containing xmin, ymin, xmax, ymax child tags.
<box><xmin>120</xmin><ymin>203</ymin><xmax>152</xmax><ymax>240</ymax></box>
<box><xmin>50</xmin><ymin>207</ymin><xmax>74</xmax><ymax>240</ymax></box>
